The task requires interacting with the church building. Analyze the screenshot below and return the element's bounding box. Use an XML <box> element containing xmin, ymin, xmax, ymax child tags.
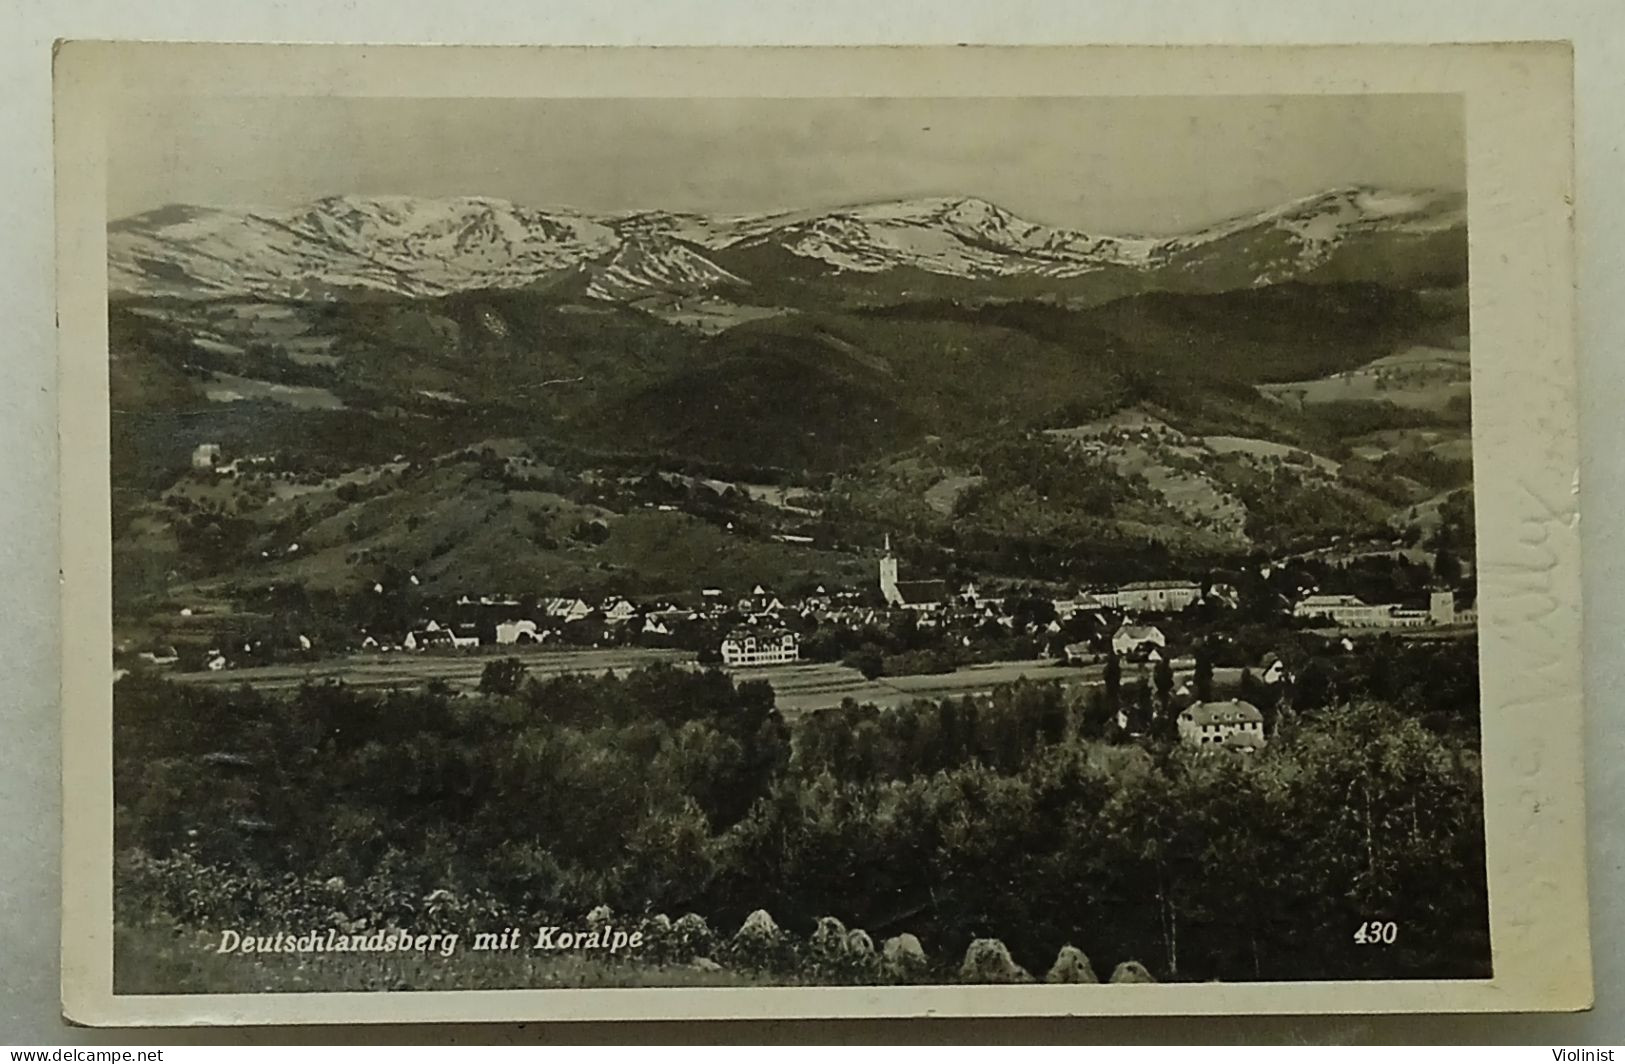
<box><xmin>879</xmin><ymin>536</ymin><xmax>949</xmax><ymax>610</ymax></box>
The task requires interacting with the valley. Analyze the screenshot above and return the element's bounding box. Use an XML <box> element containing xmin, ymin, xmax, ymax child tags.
<box><xmin>107</xmin><ymin>186</ymin><xmax>1476</xmax><ymax>678</ymax></box>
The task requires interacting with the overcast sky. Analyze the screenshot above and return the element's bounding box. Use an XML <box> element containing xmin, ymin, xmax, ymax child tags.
<box><xmin>108</xmin><ymin>94</ymin><xmax>1463</xmax><ymax>234</ymax></box>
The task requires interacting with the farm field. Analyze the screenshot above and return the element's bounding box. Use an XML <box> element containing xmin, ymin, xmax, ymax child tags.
<box><xmin>171</xmin><ymin>645</ymin><xmax>690</xmax><ymax>693</ymax></box>
<box><xmin>1203</xmin><ymin>435</ymin><xmax>1340</xmax><ymax>473</ymax></box>
<box><xmin>737</xmin><ymin>657</ymin><xmax>1110</xmax><ymax>716</ymax></box>
<box><xmin>169</xmin><ymin>646</ymin><xmax>1237</xmax><ymax>715</ymax></box>
<box><xmin>203</xmin><ymin>371</ymin><xmax>345</xmax><ymax>410</ymax></box>
<box><xmin>1258</xmin><ymin>344</ymin><xmax>1470</xmax><ymax>412</ymax></box>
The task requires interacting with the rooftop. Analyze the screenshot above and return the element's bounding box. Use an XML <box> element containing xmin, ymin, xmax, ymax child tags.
<box><xmin>724</xmin><ymin>626</ymin><xmax>796</xmax><ymax>640</ymax></box>
<box><xmin>1182</xmin><ymin>699</ymin><xmax>1265</xmax><ymax>726</ymax></box>
<box><xmin>1116</xmin><ymin>580</ymin><xmax>1202</xmax><ymax>591</ymax></box>
<box><xmin>894</xmin><ymin>579</ymin><xmax>951</xmax><ymax>602</ymax></box>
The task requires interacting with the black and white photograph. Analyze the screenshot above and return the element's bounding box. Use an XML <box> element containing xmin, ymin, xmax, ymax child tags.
<box><xmin>52</xmin><ymin>42</ymin><xmax>1589</xmax><ymax>1023</ymax></box>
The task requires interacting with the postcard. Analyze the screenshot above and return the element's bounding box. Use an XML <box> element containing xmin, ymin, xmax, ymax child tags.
<box><xmin>55</xmin><ymin>41</ymin><xmax>1589</xmax><ymax>1024</ymax></box>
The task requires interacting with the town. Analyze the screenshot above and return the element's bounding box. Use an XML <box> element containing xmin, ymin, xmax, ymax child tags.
<box><xmin>124</xmin><ymin>532</ymin><xmax>1476</xmax><ymax>752</ymax></box>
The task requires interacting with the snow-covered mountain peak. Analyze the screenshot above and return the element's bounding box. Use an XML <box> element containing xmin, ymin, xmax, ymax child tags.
<box><xmin>838</xmin><ymin>194</ymin><xmax>1007</xmax><ymax>223</ymax></box>
<box><xmin>583</xmin><ymin>234</ymin><xmax>746</xmax><ymax>303</ymax></box>
<box><xmin>107</xmin><ymin>186</ymin><xmax>1466</xmax><ymax>302</ymax></box>
<box><xmin>108</xmin><ymin>196</ymin><xmax>619</xmax><ymax>301</ymax></box>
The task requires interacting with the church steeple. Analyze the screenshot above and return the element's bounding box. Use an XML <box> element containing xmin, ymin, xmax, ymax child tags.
<box><xmin>879</xmin><ymin>534</ymin><xmax>901</xmax><ymax>606</ymax></box>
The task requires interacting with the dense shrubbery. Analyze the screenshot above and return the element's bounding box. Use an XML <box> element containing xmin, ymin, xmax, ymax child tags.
<box><xmin>826</xmin><ymin>430</ymin><xmax>1179</xmax><ymax>553</ymax></box>
<box><xmin>948</xmin><ymin>434</ymin><xmax>1164</xmax><ymax>528</ymax></box>
<box><xmin>1215</xmin><ymin>460</ymin><xmax>1390</xmax><ymax>549</ymax></box>
<box><xmin>115</xmin><ymin>651</ymin><xmax>1488</xmax><ymax>987</ymax></box>
<box><xmin>794</xmin><ymin>610</ymin><xmax>1044</xmax><ymax>679</ymax></box>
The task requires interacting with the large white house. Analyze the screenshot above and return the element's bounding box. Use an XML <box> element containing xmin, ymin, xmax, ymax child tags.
<box><xmin>404</xmin><ymin>628</ymin><xmax>454</xmax><ymax>651</ymax></box>
<box><xmin>720</xmin><ymin>628</ymin><xmax>800</xmax><ymax>668</ymax></box>
<box><xmin>1111</xmin><ymin>624</ymin><xmax>1167</xmax><ymax>659</ymax></box>
<box><xmin>1178</xmin><ymin>699</ymin><xmax>1266</xmax><ymax>751</ymax></box>
<box><xmin>495</xmin><ymin>619</ymin><xmax>543</xmax><ymax>645</ymax></box>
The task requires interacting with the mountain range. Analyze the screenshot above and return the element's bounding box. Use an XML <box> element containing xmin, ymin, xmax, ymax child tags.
<box><xmin>106</xmin><ymin>185</ymin><xmax>1474</xmax><ymax>604</ymax></box>
<box><xmin>108</xmin><ymin>186</ymin><xmax>1467</xmax><ymax>306</ymax></box>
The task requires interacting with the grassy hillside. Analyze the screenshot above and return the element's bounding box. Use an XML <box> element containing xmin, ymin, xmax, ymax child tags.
<box><xmin>107</xmin><ymin>276</ymin><xmax>1473</xmax><ymax>598</ymax></box>
<box><xmin>114</xmin><ymin>446</ymin><xmax>867</xmax><ymax>611</ymax></box>
<box><xmin>820</xmin><ymin>410</ymin><xmax>1459</xmax><ymax>582</ymax></box>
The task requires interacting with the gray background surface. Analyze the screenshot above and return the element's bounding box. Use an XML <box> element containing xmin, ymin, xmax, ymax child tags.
<box><xmin>3</xmin><ymin>0</ymin><xmax>1620</xmax><ymax>1044</ymax></box>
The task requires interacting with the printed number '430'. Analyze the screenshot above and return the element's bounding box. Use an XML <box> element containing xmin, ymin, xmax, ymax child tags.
<box><xmin>1353</xmin><ymin>921</ymin><xmax>1398</xmax><ymax>945</ymax></box>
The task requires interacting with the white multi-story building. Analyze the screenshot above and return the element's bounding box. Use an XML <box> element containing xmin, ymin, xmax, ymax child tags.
<box><xmin>720</xmin><ymin>628</ymin><xmax>800</xmax><ymax>668</ymax></box>
<box><xmin>1178</xmin><ymin>700</ymin><xmax>1267</xmax><ymax>751</ymax></box>
<box><xmin>1293</xmin><ymin>590</ymin><xmax>1459</xmax><ymax>628</ymax></box>
<box><xmin>1094</xmin><ymin>580</ymin><xmax>1203</xmax><ymax>613</ymax></box>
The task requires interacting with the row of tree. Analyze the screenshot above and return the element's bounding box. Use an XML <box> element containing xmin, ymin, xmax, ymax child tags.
<box><xmin>115</xmin><ymin>639</ymin><xmax>1488</xmax><ymax>983</ymax></box>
